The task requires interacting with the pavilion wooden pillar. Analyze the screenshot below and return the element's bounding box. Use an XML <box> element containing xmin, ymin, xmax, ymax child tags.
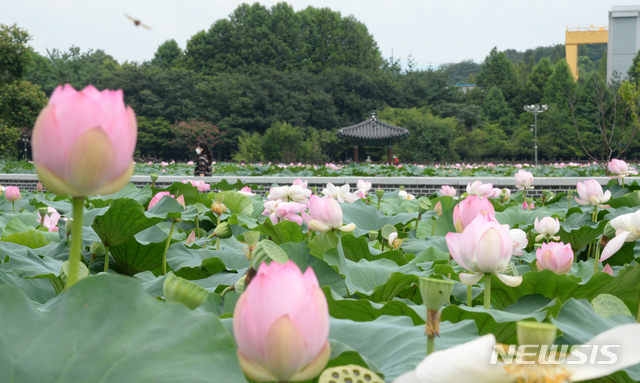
<box><xmin>387</xmin><ymin>145</ymin><xmax>392</xmax><ymax>163</ymax></box>
<box><xmin>354</xmin><ymin>145</ymin><xmax>359</xmax><ymax>163</ymax></box>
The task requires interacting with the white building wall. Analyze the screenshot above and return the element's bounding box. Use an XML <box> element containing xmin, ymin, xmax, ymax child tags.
<box><xmin>608</xmin><ymin>6</ymin><xmax>640</xmax><ymax>82</ymax></box>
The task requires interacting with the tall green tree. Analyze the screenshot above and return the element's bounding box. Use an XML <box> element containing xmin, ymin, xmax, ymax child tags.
<box><xmin>475</xmin><ymin>47</ymin><xmax>520</xmax><ymax>110</ymax></box>
<box><xmin>0</xmin><ymin>24</ymin><xmax>33</xmax><ymax>84</ymax></box>
<box><xmin>482</xmin><ymin>86</ymin><xmax>515</xmax><ymax>134</ymax></box>
<box><xmin>544</xmin><ymin>59</ymin><xmax>577</xmax><ymax>108</ymax></box>
<box><xmin>151</xmin><ymin>39</ymin><xmax>183</xmax><ymax>69</ymax></box>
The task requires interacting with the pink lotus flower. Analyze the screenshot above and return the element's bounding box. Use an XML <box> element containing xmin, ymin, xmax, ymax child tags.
<box><xmin>148</xmin><ymin>191</ymin><xmax>185</xmax><ymax>210</ymax></box>
<box><xmin>292</xmin><ymin>178</ymin><xmax>308</xmax><ymax>188</ymax></box>
<box><xmin>161</xmin><ymin>161</ymin><xmax>169</xmax><ymax>166</ymax></box>
<box><xmin>466</xmin><ymin>181</ymin><xmax>495</xmax><ymax>198</ymax></box>
<box><xmin>238</xmin><ymin>186</ymin><xmax>255</xmax><ymax>196</ymax></box>
<box><xmin>446</xmin><ymin>215</ymin><xmax>522</xmax><ymax>287</ymax></box>
<box><xmin>303</xmin><ymin>195</ymin><xmax>355</xmax><ymax>232</ymax></box>
<box><xmin>533</xmin><ymin>216</ymin><xmax>560</xmax><ymax>242</ymax></box>
<box><xmin>38</xmin><ymin>207</ymin><xmax>61</xmax><ymax>232</ymax></box>
<box><xmin>575</xmin><ymin>180</ymin><xmax>611</xmax><ymax>208</ymax></box>
<box><xmin>182</xmin><ymin>179</ymin><xmax>210</xmax><ymax>192</ymax></box>
<box><xmin>522</xmin><ymin>200</ymin><xmax>535</xmax><ymax>210</ymax></box>
<box><xmin>507</xmin><ymin>228</ymin><xmax>527</xmax><ymax>256</ymax></box>
<box><xmin>32</xmin><ymin>85</ymin><xmax>137</xmax><ymax>196</ymax></box>
<box><xmin>452</xmin><ymin>195</ymin><xmax>496</xmax><ymax>233</ymax></box>
<box><xmin>5</xmin><ymin>186</ymin><xmax>21</xmax><ymax>202</ymax></box>
<box><xmin>267</xmin><ymin>201</ymin><xmax>306</xmax><ymax>225</ymax></box>
<box><xmin>536</xmin><ymin>242</ymin><xmax>574</xmax><ymax>274</ymax></box>
<box><xmin>186</xmin><ymin>161</ymin><xmax>194</xmax><ymax>166</ymax></box>
<box><xmin>148</xmin><ymin>161</ymin><xmax>153</xmax><ymax>165</ymax></box>
<box><xmin>514</xmin><ymin>169</ymin><xmax>534</xmax><ymax>190</ymax></box>
<box><xmin>233</xmin><ymin>261</ymin><xmax>330</xmax><ymax>382</ymax></box>
<box><xmin>356</xmin><ymin>179</ymin><xmax>372</xmax><ymax>197</ymax></box>
<box><xmin>439</xmin><ymin>185</ymin><xmax>457</xmax><ymax>197</ymax></box>
<box><xmin>608</xmin><ymin>159</ymin><xmax>637</xmax><ymax>179</ymax></box>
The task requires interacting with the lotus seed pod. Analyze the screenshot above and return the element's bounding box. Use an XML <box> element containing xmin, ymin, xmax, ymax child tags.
<box><xmin>603</xmin><ymin>221</ymin><xmax>616</xmax><ymax>239</ymax></box>
<box><xmin>591</xmin><ymin>294</ymin><xmax>632</xmax><ymax>318</ymax></box>
<box><xmin>163</xmin><ymin>272</ymin><xmax>209</xmax><ymax>310</ymax></box>
<box><xmin>318</xmin><ymin>365</ymin><xmax>383</xmax><ymax>383</ymax></box>
<box><xmin>516</xmin><ymin>321</ymin><xmax>557</xmax><ymax>349</ymax></box>
<box><xmin>60</xmin><ymin>260</ymin><xmax>89</xmax><ymax>284</ymax></box>
<box><xmin>368</xmin><ymin>230</ymin><xmax>379</xmax><ymax>241</ymax></box>
<box><xmin>90</xmin><ymin>242</ymin><xmax>105</xmax><ymax>257</ymax></box>
<box><xmin>375</xmin><ymin>188</ymin><xmax>384</xmax><ymax>199</ymax></box>
<box><xmin>38</xmin><ymin>207</ymin><xmax>50</xmax><ymax>217</ymax></box>
<box><xmin>150</xmin><ymin>172</ymin><xmax>159</xmax><ymax>183</ymax></box>
<box><xmin>419</xmin><ymin>278</ymin><xmax>454</xmax><ymax>311</ymax></box>
<box><xmin>234</xmin><ymin>275</ymin><xmax>247</xmax><ymax>295</ymax></box>
<box><xmin>243</xmin><ymin>231</ymin><xmax>260</xmax><ymax>247</ymax></box>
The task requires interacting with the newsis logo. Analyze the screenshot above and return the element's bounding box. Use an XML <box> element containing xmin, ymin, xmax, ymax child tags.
<box><xmin>490</xmin><ymin>344</ymin><xmax>621</xmax><ymax>365</ymax></box>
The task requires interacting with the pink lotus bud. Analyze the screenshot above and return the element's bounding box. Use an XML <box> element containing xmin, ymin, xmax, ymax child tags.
<box><xmin>439</xmin><ymin>185</ymin><xmax>457</xmax><ymax>197</ymax></box>
<box><xmin>603</xmin><ymin>264</ymin><xmax>613</xmax><ymax>276</ymax></box>
<box><xmin>187</xmin><ymin>160</ymin><xmax>194</xmax><ymax>166</ymax></box>
<box><xmin>233</xmin><ymin>261</ymin><xmax>330</xmax><ymax>382</ymax></box>
<box><xmin>534</xmin><ymin>216</ymin><xmax>560</xmax><ymax>242</ymax></box>
<box><xmin>185</xmin><ymin>230</ymin><xmax>196</xmax><ymax>245</ymax></box>
<box><xmin>148</xmin><ymin>191</ymin><xmax>185</xmax><ymax>210</ymax></box>
<box><xmin>31</xmin><ymin>84</ymin><xmax>137</xmax><ymax>196</ymax></box>
<box><xmin>536</xmin><ymin>242</ymin><xmax>574</xmax><ymax>274</ymax></box>
<box><xmin>434</xmin><ymin>201</ymin><xmax>443</xmax><ymax>217</ymax></box>
<box><xmin>575</xmin><ymin>180</ymin><xmax>611</xmax><ymax>208</ymax></box>
<box><xmin>452</xmin><ymin>195</ymin><xmax>496</xmax><ymax>233</ymax></box>
<box><xmin>306</xmin><ymin>195</ymin><xmax>356</xmax><ymax>232</ymax></box>
<box><xmin>238</xmin><ymin>186</ymin><xmax>254</xmax><ymax>196</ymax></box>
<box><xmin>514</xmin><ymin>169</ymin><xmax>534</xmax><ymax>190</ymax></box>
<box><xmin>36</xmin><ymin>182</ymin><xmax>43</xmax><ymax>192</ymax></box>
<box><xmin>608</xmin><ymin>159</ymin><xmax>637</xmax><ymax>178</ymax></box>
<box><xmin>446</xmin><ymin>214</ymin><xmax>521</xmax><ymax>287</ymax></box>
<box><xmin>5</xmin><ymin>186</ymin><xmax>21</xmax><ymax>202</ymax></box>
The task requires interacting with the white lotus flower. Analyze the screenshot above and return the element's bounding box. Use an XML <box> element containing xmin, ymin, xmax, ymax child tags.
<box><xmin>267</xmin><ymin>185</ymin><xmax>311</xmax><ymax>203</ymax></box>
<box><xmin>398</xmin><ymin>190</ymin><xmax>416</xmax><ymax>200</ymax></box>
<box><xmin>394</xmin><ymin>324</ymin><xmax>640</xmax><ymax>383</ymax></box>
<box><xmin>322</xmin><ymin>183</ymin><xmax>359</xmax><ymax>203</ymax></box>
<box><xmin>601</xmin><ymin>210</ymin><xmax>640</xmax><ymax>261</ymax></box>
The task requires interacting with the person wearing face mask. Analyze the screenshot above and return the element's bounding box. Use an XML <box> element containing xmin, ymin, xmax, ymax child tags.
<box><xmin>194</xmin><ymin>142</ymin><xmax>212</xmax><ymax>176</ymax></box>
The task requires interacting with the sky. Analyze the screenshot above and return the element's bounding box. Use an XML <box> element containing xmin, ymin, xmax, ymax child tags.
<box><xmin>3</xmin><ymin>0</ymin><xmax>639</xmax><ymax>70</ymax></box>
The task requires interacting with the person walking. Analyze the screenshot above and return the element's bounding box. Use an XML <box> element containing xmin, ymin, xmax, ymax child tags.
<box><xmin>194</xmin><ymin>142</ymin><xmax>212</xmax><ymax>176</ymax></box>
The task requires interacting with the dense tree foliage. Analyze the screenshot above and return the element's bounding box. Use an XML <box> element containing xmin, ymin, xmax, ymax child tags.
<box><xmin>11</xmin><ymin>3</ymin><xmax>640</xmax><ymax>163</ymax></box>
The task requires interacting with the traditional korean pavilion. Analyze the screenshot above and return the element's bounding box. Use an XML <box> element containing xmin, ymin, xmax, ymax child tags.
<box><xmin>336</xmin><ymin>111</ymin><xmax>410</xmax><ymax>163</ymax></box>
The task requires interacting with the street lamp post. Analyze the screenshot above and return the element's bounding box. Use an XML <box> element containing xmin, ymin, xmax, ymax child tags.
<box><xmin>523</xmin><ymin>104</ymin><xmax>548</xmax><ymax>166</ymax></box>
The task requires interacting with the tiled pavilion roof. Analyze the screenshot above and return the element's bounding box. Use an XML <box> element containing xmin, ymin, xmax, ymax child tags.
<box><xmin>337</xmin><ymin>111</ymin><xmax>410</xmax><ymax>143</ymax></box>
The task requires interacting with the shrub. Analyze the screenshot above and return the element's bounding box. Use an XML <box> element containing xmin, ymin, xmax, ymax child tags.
<box><xmin>170</xmin><ymin>120</ymin><xmax>225</xmax><ymax>160</ymax></box>
<box><xmin>233</xmin><ymin>132</ymin><xmax>264</xmax><ymax>163</ymax></box>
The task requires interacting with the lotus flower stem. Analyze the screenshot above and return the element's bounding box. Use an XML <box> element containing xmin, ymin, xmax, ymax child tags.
<box><xmin>636</xmin><ymin>289</ymin><xmax>640</xmax><ymax>322</ymax></box>
<box><xmin>593</xmin><ymin>242</ymin><xmax>601</xmax><ymax>275</ymax></box>
<box><xmin>65</xmin><ymin>197</ymin><xmax>85</xmax><ymax>289</ymax></box>
<box><xmin>592</xmin><ymin>206</ymin><xmax>598</xmax><ymax>223</ymax></box>
<box><xmin>427</xmin><ymin>336</ymin><xmax>435</xmax><ymax>356</ymax></box>
<box><xmin>162</xmin><ymin>219</ymin><xmax>177</xmax><ymax>275</ymax></box>
<box><xmin>216</xmin><ymin>216</ymin><xmax>220</xmax><ymax>251</ymax></box>
<box><xmin>12</xmin><ymin>202</ymin><xmax>15</xmax><ymax>213</ymax></box>
<box><xmin>431</xmin><ymin>218</ymin><xmax>437</xmax><ymax>236</ymax></box>
<box><xmin>195</xmin><ymin>216</ymin><xmax>200</xmax><ymax>238</ymax></box>
<box><xmin>415</xmin><ymin>216</ymin><xmax>420</xmax><ymax>235</ymax></box>
<box><xmin>484</xmin><ymin>273</ymin><xmax>491</xmax><ymax>310</ymax></box>
<box><xmin>103</xmin><ymin>246</ymin><xmax>110</xmax><ymax>272</ymax></box>
<box><xmin>467</xmin><ymin>284</ymin><xmax>473</xmax><ymax>307</ymax></box>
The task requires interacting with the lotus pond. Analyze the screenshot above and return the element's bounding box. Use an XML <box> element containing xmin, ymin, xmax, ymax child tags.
<box><xmin>0</xmin><ymin>177</ymin><xmax>639</xmax><ymax>382</ymax></box>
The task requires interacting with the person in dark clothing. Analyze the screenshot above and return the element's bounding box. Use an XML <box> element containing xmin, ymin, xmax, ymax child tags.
<box><xmin>194</xmin><ymin>142</ymin><xmax>212</xmax><ymax>176</ymax></box>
